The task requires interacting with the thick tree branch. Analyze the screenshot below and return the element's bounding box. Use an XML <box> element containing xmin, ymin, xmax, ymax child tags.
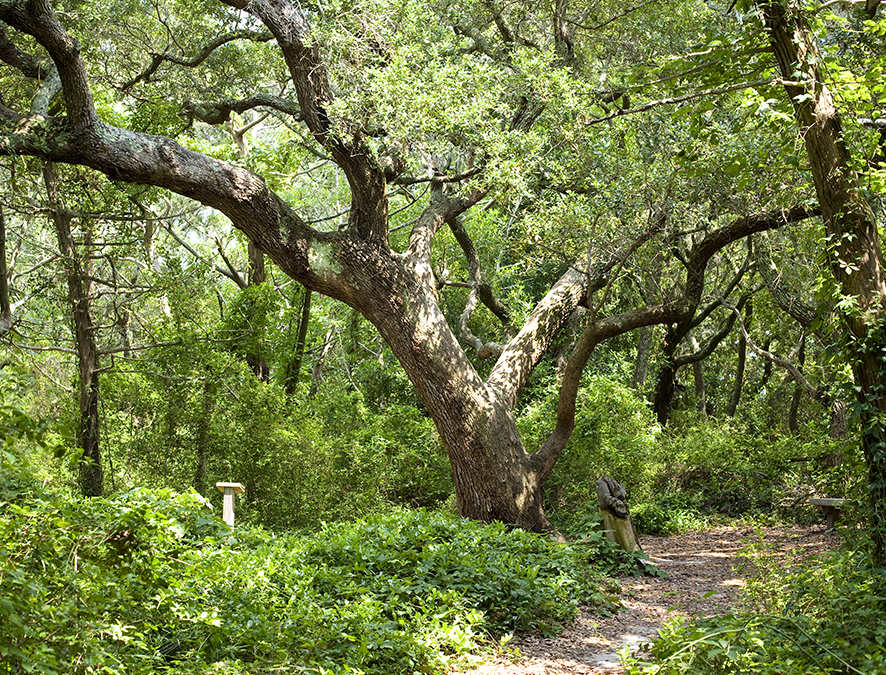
<box><xmin>0</xmin><ymin>0</ymin><xmax>97</xmax><ymax>131</ymax></box>
<box><xmin>220</xmin><ymin>0</ymin><xmax>391</xmax><ymax>242</ymax></box>
<box><xmin>406</xmin><ymin>189</ymin><xmax>486</xmax><ymax>263</ymax></box>
<box><xmin>532</xmin><ymin>204</ymin><xmax>818</xmax><ymax>479</ymax></box>
<box><xmin>754</xmin><ymin>235</ymin><xmax>818</xmax><ymax>328</ymax></box>
<box><xmin>489</xmin><ymin>214</ymin><xmax>665</xmax><ymax>407</ymax></box>
<box><xmin>0</xmin><ymin>21</ymin><xmax>50</xmax><ymax>78</ymax></box>
<box><xmin>185</xmin><ymin>94</ymin><xmax>302</xmax><ymax>125</ymax></box>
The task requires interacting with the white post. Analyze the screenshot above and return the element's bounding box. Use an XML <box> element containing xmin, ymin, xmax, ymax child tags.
<box><xmin>216</xmin><ymin>482</ymin><xmax>245</xmax><ymax>527</ymax></box>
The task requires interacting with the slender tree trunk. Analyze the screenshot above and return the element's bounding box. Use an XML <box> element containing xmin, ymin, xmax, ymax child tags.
<box><xmin>194</xmin><ymin>371</ymin><xmax>216</xmax><ymax>495</ymax></box>
<box><xmin>246</xmin><ymin>240</ymin><xmax>270</xmax><ymax>382</ymax></box>
<box><xmin>284</xmin><ymin>288</ymin><xmax>311</xmax><ymax>395</ymax></box>
<box><xmin>726</xmin><ymin>301</ymin><xmax>751</xmax><ymax>417</ymax></box>
<box><xmin>761</xmin><ymin>338</ymin><xmax>773</xmax><ymax>386</ymax></box>
<box><xmin>0</xmin><ymin>205</ymin><xmax>11</xmax><ymax>334</ymax></box>
<box><xmin>788</xmin><ymin>336</ymin><xmax>806</xmax><ymax>434</ymax></box>
<box><xmin>653</xmin><ymin>325</ymin><xmax>681</xmax><ymax>425</ymax></box>
<box><xmin>44</xmin><ymin>163</ymin><xmax>103</xmax><ymax>496</ymax></box>
<box><xmin>630</xmin><ymin>326</ymin><xmax>653</xmax><ymax>390</ymax></box>
<box><xmin>765</xmin><ymin>0</ymin><xmax>886</xmax><ymax>566</ymax></box>
<box><xmin>689</xmin><ymin>335</ymin><xmax>707</xmax><ymax>419</ymax></box>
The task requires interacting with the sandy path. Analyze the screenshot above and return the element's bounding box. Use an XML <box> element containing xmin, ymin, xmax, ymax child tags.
<box><xmin>456</xmin><ymin>525</ymin><xmax>836</xmax><ymax>675</ymax></box>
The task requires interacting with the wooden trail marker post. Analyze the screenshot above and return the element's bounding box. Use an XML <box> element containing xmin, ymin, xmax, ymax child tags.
<box><xmin>216</xmin><ymin>482</ymin><xmax>245</xmax><ymax>527</ymax></box>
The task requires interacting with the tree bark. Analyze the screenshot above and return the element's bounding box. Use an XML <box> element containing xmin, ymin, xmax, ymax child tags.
<box><xmin>764</xmin><ymin>0</ymin><xmax>886</xmax><ymax>566</ymax></box>
<box><xmin>284</xmin><ymin>288</ymin><xmax>312</xmax><ymax>395</ymax></box>
<box><xmin>630</xmin><ymin>326</ymin><xmax>653</xmax><ymax>391</ymax></box>
<box><xmin>726</xmin><ymin>301</ymin><xmax>751</xmax><ymax>417</ymax></box>
<box><xmin>788</xmin><ymin>336</ymin><xmax>805</xmax><ymax>434</ymax></box>
<box><xmin>689</xmin><ymin>335</ymin><xmax>707</xmax><ymax>419</ymax></box>
<box><xmin>0</xmin><ymin>205</ymin><xmax>12</xmax><ymax>335</ymax></box>
<box><xmin>44</xmin><ymin>162</ymin><xmax>103</xmax><ymax>496</ymax></box>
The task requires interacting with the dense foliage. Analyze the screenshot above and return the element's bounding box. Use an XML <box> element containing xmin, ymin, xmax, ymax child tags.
<box><xmin>0</xmin><ymin>460</ymin><xmax>645</xmax><ymax>675</ymax></box>
<box><xmin>1</xmin><ymin>0</ymin><xmax>886</xmax><ymax>670</ymax></box>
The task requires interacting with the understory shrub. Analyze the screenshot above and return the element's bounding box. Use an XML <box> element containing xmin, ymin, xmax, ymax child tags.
<box><xmin>0</xmin><ymin>475</ymin><xmax>627</xmax><ymax>675</ymax></box>
<box><xmin>627</xmin><ymin>420</ymin><xmax>865</xmax><ymax>534</ymax></box>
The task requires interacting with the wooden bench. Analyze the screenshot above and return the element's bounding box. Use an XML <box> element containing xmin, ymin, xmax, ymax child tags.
<box><xmin>809</xmin><ymin>497</ymin><xmax>846</xmax><ymax>531</ymax></box>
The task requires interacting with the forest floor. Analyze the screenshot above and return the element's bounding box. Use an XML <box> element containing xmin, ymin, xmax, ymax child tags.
<box><xmin>457</xmin><ymin>524</ymin><xmax>838</xmax><ymax>675</ymax></box>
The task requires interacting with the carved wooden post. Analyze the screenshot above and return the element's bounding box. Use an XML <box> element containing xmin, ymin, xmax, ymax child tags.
<box><xmin>596</xmin><ymin>476</ymin><xmax>641</xmax><ymax>553</ymax></box>
<box><xmin>216</xmin><ymin>482</ymin><xmax>245</xmax><ymax>527</ymax></box>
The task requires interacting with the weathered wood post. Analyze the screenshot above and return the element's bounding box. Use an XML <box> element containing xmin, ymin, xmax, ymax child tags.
<box><xmin>596</xmin><ymin>476</ymin><xmax>641</xmax><ymax>553</ymax></box>
<box><xmin>216</xmin><ymin>482</ymin><xmax>245</xmax><ymax>527</ymax></box>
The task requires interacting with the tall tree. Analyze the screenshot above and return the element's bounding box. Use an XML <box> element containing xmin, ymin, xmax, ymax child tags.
<box><xmin>43</xmin><ymin>162</ymin><xmax>103</xmax><ymax>496</ymax></box>
<box><xmin>762</xmin><ymin>0</ymin><xmax>886</xmax><ymax>565</ymax></box>
<box><xmin>0</xmin><ymin>0</ymin><xmax>818</xmax><ymax>533</ymax></box>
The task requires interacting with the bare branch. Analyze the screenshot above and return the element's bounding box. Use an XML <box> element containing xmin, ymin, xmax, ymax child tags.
<box><xmin>566</xmin><ymin>0</ymin><xmax>662</xmax><ymax>31</ymax></box>
<box><xmin>120</xmin><ymin>29</ymin><xmax>273</xmax><ymax>91</ymax></box>
<box><xmin>720</xmin><ymin>295</ymin><xmax>823</xmax><ymax>401</ymax></box>
<box><xmin>185</xmin><ymin>93</ymin><xmax>302</xmax><ymax>125</ymax></box>
<box><xmin>392</xmin><ymin>165</ymin><xmax>484</xmax><ymax>186</ymax></box>
<box><xmin>585</xmin><ymin>78</ymin><xmax>777</xmax><ymax>126</ymax></box>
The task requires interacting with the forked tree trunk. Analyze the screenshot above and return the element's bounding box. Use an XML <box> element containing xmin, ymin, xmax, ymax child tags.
<box><xmin>353</xmin><ymin>250</ymin><xmax>574</xmax><ymax>535</ymax></box>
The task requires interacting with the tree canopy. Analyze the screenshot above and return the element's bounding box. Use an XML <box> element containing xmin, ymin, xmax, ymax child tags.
<box><xmin>1</xmin><ymin>0</ymin><xmax>885</xmax><ymax>561</ymax></box>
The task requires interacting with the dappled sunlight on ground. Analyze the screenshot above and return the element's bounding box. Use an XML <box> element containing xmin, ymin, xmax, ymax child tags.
<box><xmin>456</xmin><ymin>525</ymin><xmax>838</xmax><ymax>675</ymax></box>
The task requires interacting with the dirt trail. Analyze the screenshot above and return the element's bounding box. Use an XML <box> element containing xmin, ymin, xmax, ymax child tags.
<box><xmin>457</xmin><ymin>525</ymin><xmax>837</xmax><ymax>675</ymax></box>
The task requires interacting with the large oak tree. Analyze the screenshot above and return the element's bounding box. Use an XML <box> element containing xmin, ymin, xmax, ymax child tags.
<box><xmin>0</xmin><ymin>0</ymin><xmax>821</xmax><ymax>535</ymax></box>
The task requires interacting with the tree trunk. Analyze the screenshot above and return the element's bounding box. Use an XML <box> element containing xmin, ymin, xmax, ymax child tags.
<box><xmin>689</xmin><ymin>335</ymin><xmax>707</xmax><ymax>419</ymax></box>
<box><xmin>284</xmin><ymin>288</ymin><xmax>311</xmax><ymax>395</ymax></box>
<box><xmin>194</xmin><ymin>371</ymin><xmax>216</xmax><ymax>495</ymax></box>
<box><xmin>630</xmin><ymin>326</ymin><xmax>653</xmax><ymax>390</ymax></box>
<box><xmin>44</xmin><ymin>163</ymin><xmax>103</xmax><ymax>496</ymax></box>
<box><xmin>653</xmin><ymin>325</ymin><xmax>681</xmax><ymax>425</ymax></box>
<box><xmin>788</xmin><ymin>336</ymin><xmax>806</xmax><ymax>434</ymax></box>
<box><xmin>353</xmin><ymin>250</ymin><xmax>571</xmax><ymax>535</ymax></box>
<box><xmin>764</xmin><ymin>0</ymin><xmax>886</xmax><ymax>566</ymax></box>
<box><xmin>246</xmin><ymin>240</ymin><xmax>270</xmax><ymax>382</ymax></box>
<box><xmin>0</xmin><ymin>205</ymin><xmax>12</xmax><ymax>335</ymax></box>
<box><xmin>726</xmin><ymin>301</ymin><xmax>751</xmax><ymax>417</ymax></box>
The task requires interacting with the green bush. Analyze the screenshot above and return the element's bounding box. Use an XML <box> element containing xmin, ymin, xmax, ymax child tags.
<box><xmin>627</xmin><ymin>419</ymin><xmax>865</xmax><ymax>532</ymax></box>
<box><xmin>0</xmin><ymin>477</ymin><xmax>621</xmax><ymax>675</ymax></box>
<box><xmin>517</xmin><ymin>375</ymin><xmax>660</xmax><ymax>518</ymax></box>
